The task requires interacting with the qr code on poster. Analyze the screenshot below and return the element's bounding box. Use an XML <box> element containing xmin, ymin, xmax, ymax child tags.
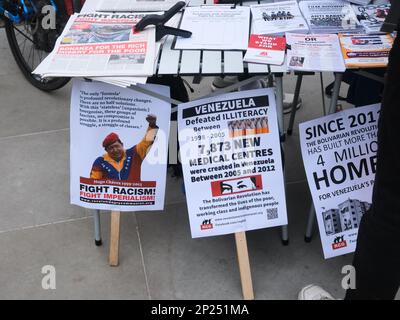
<box><xmin>267</xmin><ymin>208</ymin><xmax>278</xmax><ymax>220</ymax></box>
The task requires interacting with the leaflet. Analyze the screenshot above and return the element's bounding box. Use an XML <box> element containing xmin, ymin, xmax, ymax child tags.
<box><xmin>243</xmin><ymin>35</ymin><xmax>286</xmax><ymax>65</ymax></box>
<box><xmin>299</xmin><ymin>0</ymin><xmax>363</xmax><ymax>34</ymax></box>
<box><xmin>250</xmin><ymin>1</ymin><xmax>309</xmax><ymax>35</ymax></box>
<box><xmin>352</xmin><ymin>3</ymin><xmax>391</xmax><ymax>34</ymax></box>
<box><xmin>286</xmin><ymin>33</ymin><xmax>346</xmax><ymax>72</ymax></box>
<box><xmin>339</xmin><ymin>33</ymin><xmax>393</xmax><ymax>68</ymax></box>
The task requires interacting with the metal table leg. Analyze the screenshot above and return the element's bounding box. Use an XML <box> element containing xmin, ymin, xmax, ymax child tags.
<box><xmin>94</xmin><ymin>209</ymin><xmax>102</xmax><ymax>246</ymax></box>
<box><xmin>304</xmin><ymin>204</ymin><xmax>316</xmax><ymax>243</ymax></box>
<box><xmin>287</xmin><ymin>74</ymin><xmax>304</xmax><ymax>135</ymax></box>
<box><xmin>304</xmin><ymin>72</ymin><xmax>343</xmax><ymax>242</ymax></box>
<box><xmin>275</xmin><ymin>73</ymin><xmax>289</xmax><ymax>245</ymax></box>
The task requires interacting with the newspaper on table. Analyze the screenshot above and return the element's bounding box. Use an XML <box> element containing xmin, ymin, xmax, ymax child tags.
<box><xmin>174</xmin><ymin>6</ymin><xmax>250</xmax><ymax>50</ymax></box>
<box><xmin>243</xmin><ymin>35</ymin><xmax>286</xmax><ymax>65</ymax></box>
<box><xmin>300</xmin><ymin>103</ymin><xmax>380</xmax><ymax>258</ymax></box>
<box><xmin>286</xmin><ymin>33</ymin><xmax>346</xmax><ymax>72</ymax></box>
<box><xmin>250</xmin><ymin>1</ymin><xmax>309</xmax><ymax>35</ymax></box>
<box><xmin>70</xmin><ymin>79</ymin><xmax>171</xmax><ymax>211</ymax></box>
<box><xmin>352</xmin><ymin>3</ymin><xmax>391</xmax><ymax>34</ymax></box>
<box><xmin>339</xmin><ymin>33</ymin><xmax>393</xmax><ymax>68</ymax></box>
<box><xmin>33</xmin><ymin>12</ymin><xmax>157</xmax><ymax>79</ymax></box>
<box><xmin>178</xmin><ymin>88</ymin><xmax>288</xmax><ymax>238</ymax></box>
<box><xmin>96</xmin><ymin>0</ymin><xmax>185</xmax><ymax>12</ymax></box>
<box><xmin>299</xmin><ymin>0</ymin><xmax>364</xmax><ymax>34</ymax></box>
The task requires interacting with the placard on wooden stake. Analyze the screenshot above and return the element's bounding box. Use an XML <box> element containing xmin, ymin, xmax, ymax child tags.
<box><xmin>107</xmin><ymin>212</ymin><xmax>254</xmax><ymax>299</ymax></box>
<box><xmin>109</xmin><ymin>211</ymin><xmax>121</xmax><ymax>267</ymax></box>
<box><xmin>235</xmin><ymin>231</ymin><xmax>254</xmax><ymax>300</ymax></box>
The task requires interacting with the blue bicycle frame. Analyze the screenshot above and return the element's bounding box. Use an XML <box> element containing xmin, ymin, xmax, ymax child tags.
<box><xmin>0</xmin><ymin>0</ymin><xmax>57</xmax><ymax>24</ymax></box>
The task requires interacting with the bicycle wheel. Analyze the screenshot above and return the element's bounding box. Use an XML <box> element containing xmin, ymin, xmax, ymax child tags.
<box><xmin>4</xmin><ymin>1</ymin><xmax>70</xmax><ymax>91</ymax></box>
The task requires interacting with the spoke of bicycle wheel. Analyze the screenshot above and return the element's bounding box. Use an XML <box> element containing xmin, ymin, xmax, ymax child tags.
<box><xmin>13</xmin><ymin>25</ymin><xmax>34</xmax><ymax>44</ymax></box>
<box><xmin>18</xmin><ymin>36</ymin><xmax>28</xmax><ymax>58</ymax></box>
<box><xmin>27</xmin><ymin>45</ymin><xmax>34</xmax><ymax>69</ymax></box>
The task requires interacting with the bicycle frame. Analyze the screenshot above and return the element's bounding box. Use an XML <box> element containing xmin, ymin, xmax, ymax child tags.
<box><xmin>0</xmin><ymin>0</ymin><xmax>57</xmax><ymax>24</ymax></box>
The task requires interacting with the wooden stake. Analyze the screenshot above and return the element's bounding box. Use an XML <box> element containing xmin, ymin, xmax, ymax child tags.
<box><xmin>235</xmin><ymin>232</ymin><xmax>254</xmax><ymax>300</ymax></box>
<box><xmin>109</xmin><ymin>211</ymin><xmax>121</xmax><ymax>267</ymax></box>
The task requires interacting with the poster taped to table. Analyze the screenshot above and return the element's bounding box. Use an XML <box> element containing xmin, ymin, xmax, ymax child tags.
<box><xmin>178</xmin><ymin>88</ymin><xmax>288</xmax><ymax>238</ymax></box>
<box><xmin>33</xmin><ymin>12</ymin><xmax>157</xmax><ymax>78</ymax></box>
<box><xmin>174</xmin><ymin>6</ymin><xmax>250</xmax><ymax>50</ymax></box>
<box><xmin>299</xmin><ymin>104</ymin><xmax>380</xmax><ymax>259</ymax></box>
<box><xmin>339</xmin><ymin>33</ymin><xmax>393</xmax><ymax>68</ymax></box>
<box><xmin>70</xmin><ymin>79</ymin><xmax>171</xmax><ymax>211</ymax></box>
<box><xmin>286</xmin><ymin>33</ymin><xmax>346</xmax><ymax>72</ymax></box>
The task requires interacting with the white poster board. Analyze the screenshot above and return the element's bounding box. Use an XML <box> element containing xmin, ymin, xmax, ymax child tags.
<box><xmin>178</xmin><ymin>89</ymin><xmax>288</xmax><ymax>238</ymax></box>
<box><xmin>70</xmin><ymin>79</ymin><xmax>171</xmax><ymax>211</ymax></box>
<box><xmin>300</xmin><ymin>104</ymin><xmax>380</xmax><ymax>258</ymax></box>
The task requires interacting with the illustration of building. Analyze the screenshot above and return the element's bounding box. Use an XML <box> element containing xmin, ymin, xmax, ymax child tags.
<box><xmin>323</xmin><ymin>209</ymin><xmax>342</xmax><ymax>236</ymax></box>
<box><xmin>322</xmin><ymin>198</ymin><xmax>371</xmax><ymax>236</ymax></box>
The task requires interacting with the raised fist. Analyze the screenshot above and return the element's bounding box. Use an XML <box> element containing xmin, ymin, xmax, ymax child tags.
<box><xmin>146</xmin><ymin>114</ymin><xmax>157</xmax><ymax>128</ymax></box>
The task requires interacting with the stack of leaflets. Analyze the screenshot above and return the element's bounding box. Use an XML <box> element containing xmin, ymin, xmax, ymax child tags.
<box><xmin>250</xmin><ymin>1</ymin><xmax>309</xmax><ymax>35</ymax></box>
<box><xmin>243</xmin><ymin>35</ymin><xmax>286</xmax><ymax>65</ymax></box>
<box><xmin>33</xmin><ymin>12</ymin><xmax>160</xmax><ymax>87</ymax></box>
<box><xmin>352</xmin><ymin>3</ymin><xmax>391</xmax><ymax>33</ymax></box>
<box><xmin>299</xmin><ymin>0</ymin><xmax>364</xmax><ymax>34</ymax></box>
<box><xmin>338</xmin><ymin>33</ymin><xmax>394</xmax><ymax>68</ymax></box>
<box><xmin>286</xmin><ymin>33</ymin><xmax>346</xmax><ymax>72</ymax></box>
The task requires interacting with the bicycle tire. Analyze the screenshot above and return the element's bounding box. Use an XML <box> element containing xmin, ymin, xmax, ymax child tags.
<box><xmin>4</xmin><ymin>19</ymin><xmax>70</xmax><ymax>92</ymax></box>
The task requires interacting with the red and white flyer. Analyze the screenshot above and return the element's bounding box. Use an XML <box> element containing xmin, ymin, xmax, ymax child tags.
<box><xmin>244</xmin><ymin>35</ymin><xmax>286</xmax><ymax>65</ymax></box>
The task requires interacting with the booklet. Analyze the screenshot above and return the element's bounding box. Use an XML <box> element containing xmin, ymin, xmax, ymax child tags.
<box><xmin>286</xmin><ymin>33</ymin><xmax>346</xmax><ymax>72</ymax></box>
<box><xmin>250</xmin><ymin>1</ymin><xmax>309</xmax><ymax>35</ymax></box>
<box><xmin>243</xmin><ymin>35</ymin><xmax>286</xmax><ymax>65</ymax></box>
<box><xmin>299</xmin><ymin>0</ymin><xmax>364</xmax><ymax>34</ymax></box>
<box><xmin>33</xmin><ymin>12</ymin><xmax>157</xmax><ymax>78</ymax></box>
<box><xmin>174</xmin><ymin>6</ymin><xmax>250</xmax><ymax>50</ymax></box>
<box><xmin>352</xmin><ymin>3</ymin><xmax>391</xmax><ymax>34</ymax></box>
<box><xmin>338</xmin><ymin>33</ymin><xmax>394</xmax><ymax>68</ymax></box>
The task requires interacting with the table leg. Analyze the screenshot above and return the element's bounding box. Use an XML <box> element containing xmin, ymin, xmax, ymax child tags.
<box><xmin>304</xmin><ymin>72</ymin><xmax>343</xmax><ymax>242</ymax></box>
<box><xmin>287</xmin><ymin>74</ymin><xmax>304</xmax><ymax>135</ymax></box>
<box><xmin>274</xmin><ymin>74</ymin><xmax>289</xmax><ymax>245</ymax></box>
<box><xmin>94</xmin><ymin>209</ymin><xmax>102</xmax><ymax>246</ymax></box>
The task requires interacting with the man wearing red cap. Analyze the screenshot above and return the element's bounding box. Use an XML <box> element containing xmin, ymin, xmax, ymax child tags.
<box><xmin>90</xmin><ymin>114</ymin><xmax>158</xmax><ymax>181</ymax></box>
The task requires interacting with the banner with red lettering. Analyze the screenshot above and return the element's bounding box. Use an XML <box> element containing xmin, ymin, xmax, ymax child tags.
<box><xmin>299</xmin><ymin>104</ymin><xmax>380</xmax><ymax>258</ymax></box>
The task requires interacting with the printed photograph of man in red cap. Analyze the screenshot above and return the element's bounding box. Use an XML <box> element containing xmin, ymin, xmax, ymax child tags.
<box><xmin>90</xmin><ymin>114</ymin><xmax>158</xmax><ymax>181</ymax></box>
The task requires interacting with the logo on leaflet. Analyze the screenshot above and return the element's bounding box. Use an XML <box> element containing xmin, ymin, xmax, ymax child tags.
<box><xmin>201</xmin><ymin>219</ymin><xmax>213</xmax><ymax>230</ymax></box>
<box><xmin>332</xmin><ymin>235</ymin><xmax>347</xmax><ymax>250</ymax></box>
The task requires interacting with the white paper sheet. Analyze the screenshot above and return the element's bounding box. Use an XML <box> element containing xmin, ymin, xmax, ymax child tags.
<box><xmin>174</xmin><ymin>6</ymin><xmax>250</xmax><ymax>50</ymax></box>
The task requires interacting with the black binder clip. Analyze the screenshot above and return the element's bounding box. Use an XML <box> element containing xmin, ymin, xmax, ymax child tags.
<box><xmin>134</xmin><ymin>1</ymin><xmax>192</xmax><ymax>42</ymax></box>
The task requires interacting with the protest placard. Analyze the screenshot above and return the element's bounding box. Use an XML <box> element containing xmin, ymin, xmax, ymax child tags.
<box><xmin>70</xmin><ymin>79</ymin><xmax>171</xmax><ymax>211</ymax></box>
<box><xmin>300</xmin><ymin>104</ymin><xmax>380</xmax><ymax>258</ymax></box>
<box><xmin>178</xmin><ymin>88</ymin><xmax>288</xmax><ymax>238</ymax></box>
